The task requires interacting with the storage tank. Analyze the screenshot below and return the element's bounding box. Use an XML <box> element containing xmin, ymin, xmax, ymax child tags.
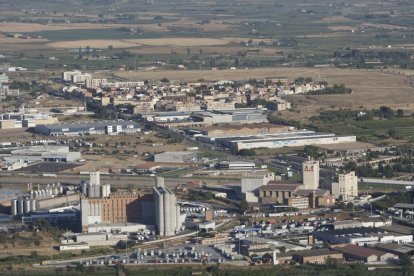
<box><xmin>24</xmin><ymin>198</ymin><xmax>31</xmax><ymax>214</ymax></box>
<box><xmin>31</xmin><ymin>199</ymin><xmax>36</xmax><ymax>212</ymax></box>
<box><xmin>11</xmin><ymin>199</ymin><xmax>18</xmax><ymax>216</ymax></box>
<box><xmin>58</xmin><ymin>184</ymin><xmax>63</xmax><ymax>194</ymax></box>
<box><xmin>17</xmin><ymin>198</ymin><xmax>24</xmax><ymax>215</ymax></box>
<box><xmin>94</xmin><ymin>185</ymin><xmax>101</xmax><ymax>198</ymax></box>
<box><xmin>102</xmin><ymin>184</ymin><xmax>111</xmax><ymax>198</ymax></box>
<box><xmin>81</xmin><ymin>183</ymin><xmax>87</xmax><ymax>195</ymax></box>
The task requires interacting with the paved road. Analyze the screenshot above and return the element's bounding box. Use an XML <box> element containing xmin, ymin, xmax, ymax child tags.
<box><xmin>0</xmin><ymin>173</ymin><xmax>234</xmax><ymax>190</ymax></box>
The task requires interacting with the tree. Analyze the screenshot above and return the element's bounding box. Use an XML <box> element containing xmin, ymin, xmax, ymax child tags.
<box><xmin>325</xmin><ymin>256</ymin><xmax>340</xmax><ymax>269</ymax></box>
<box><xmin>400</xmin><ymin>253</ymin><xmax>412</xmax><ymax>266</ymax></box>
<box><xmin>397</xmin><ymin>109</ymin><xmax>404</xmax><ymax>117</ymax></box>
<box><xmin>238</xmin><ymin>149</ymin><xmax>256</xmax><ymax>156</ymax></box>
<box><xmin>239</xmin><ymin>200</ymin><xmax>249</xmax><ymax>214</ymax></box>
<box><xmin>388</xmin><ymin>128</ymin><xmax>396</xmax><ymax>138</ymax></box>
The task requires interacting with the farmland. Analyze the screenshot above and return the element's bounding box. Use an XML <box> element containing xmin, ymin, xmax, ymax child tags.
<box><xmin>1</xmin><ymin>0</ymin><xmax>414</xmax><ymax>70</ymax></box>
<box><xmin>0</xmin><ymin>0</ymin><xmax>413</xmax><ymax>123</ymax></box>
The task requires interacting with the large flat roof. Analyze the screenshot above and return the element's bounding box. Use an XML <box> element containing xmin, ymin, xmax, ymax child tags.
<box><xmin>155</xmin><ymin>151</ymin><xmax>197</xmax><ymax>156</ymax></box>
<box><xmin>39</xmin><ymin>120</ymin><xmax>140</xmax><ymax>131</ymax></box>
<box><xmin>260</xmin><ymin>181</ymin><xmax>301</xmax><ymax>192</ymax></box>
<box><xmin>334</xmin><ymin>244</ymin><xmax>388</xmax><ymax>258</ymax></box>
<box><xmin>294</xmin><ymin>248</ymin><xmax>340</xmax><ymax>257</ymax></box>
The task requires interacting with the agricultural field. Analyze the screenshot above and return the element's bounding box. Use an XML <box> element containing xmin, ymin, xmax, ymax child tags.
<box><xmin>308</xmin><ymin>112</ymin><xmax>414</xmax><ymax>145</ymax></box>
<box><xmin>2</xmin><ymin>0</ymin><xmax>414</xmax><ymax>71</ymax></box>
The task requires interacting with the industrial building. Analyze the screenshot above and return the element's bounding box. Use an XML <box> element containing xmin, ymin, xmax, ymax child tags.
<box><xmin>219</xmin><ymin>161</ymin><xmax>256</xmax><ymax>170</ymax></box>
<box><xmin>333</xmin><ymin>244</ymin><xmax>398</xmax><ymax>264</ymax></box>
<box><xmin>81</xmin><ymin>193</ymin><xmax>142</xmax><ymax>230</ymax></box>
<box><xmin>11</xmin><ymin>182</ymin><xmax>77</xmax><ymax>216</ymax></box>
<box><xmin>3</xmin><ymin>145</ymin><xmax>81</xmax><ymax>164</ymax></box>
<box><xmin>35</xmin><ymin>120</ymin><xmax>141</xmax><ymax>136</ymax></box>
<box><xmin>191</xmin><ymin>108</ymin><xmax>267</xmax><ymax>126</ymax></box>
<box><xmin>197</xmin><ymin>130</ymin><xmax>356</xmax><ymax>151</ymax></box>
<box><xmin>140</xmin><ymin>111</ymin><xmax>193</xmax><ymax>123</ymax></box>
<box><xmin>22</xmin><ymin>210</ymin><xmax>80</xmax><ymax>231</ymax></box>
<box><xmin>292</xmin><ymin>249</ymin><xmax>343</xmax><ymax>265</ymax></box>
<box><xmin>184</xmin><ymin>124</ymin><xmax>291</xmax><ymax>138</ymax></box>
<box><xmin>80</xmin><ymin>171</ymin><xmax>144</xmax><ymax>232</ymax></box>
<box><xmin>314</xmin><ymin>227</ymin><xmax>413</xmax><ymax>245</ymax></box>
<box><xmin>153</xmin><ymin>177</ymin><xmax>183</xmax><ymax>236</ymax></box>
<box><xmin>302</xmin><ymin>159</ymin><xmax>319</xmax><ymax>190</ymax></box>
<box><xmin>240</xmin><ymin>172</ymin><xmax>275</xmax><ymax>202</ymax></box>
<box><xmin>154</xmin><ymin>151</ymin><xmax>198</xmax><ymax>163</ymax></box>
<box><xmin>0</xmin><ymin>112</ymin><xmax>58</xmax><ymax>129</ymax></box>
<box><xmin>259</xmin><ymin>181</ymin><xmax>302</xmax><ymax>204</ymax></box>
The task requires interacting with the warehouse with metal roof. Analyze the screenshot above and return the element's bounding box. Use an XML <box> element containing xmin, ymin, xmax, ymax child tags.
<box><xmin>35</xmin><ymin>120</ymin><xmax>141</xmax><ymax>136</ymax></box>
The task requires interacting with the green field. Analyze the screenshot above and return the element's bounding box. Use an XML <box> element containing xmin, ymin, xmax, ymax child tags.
<box><xmin>310</xmin><ymin>117</ymin><xmax>414</xmax><ymax>144</ymax></box>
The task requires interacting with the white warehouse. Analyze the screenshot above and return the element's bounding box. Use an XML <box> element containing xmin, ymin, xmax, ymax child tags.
<box><xmin>209</xmin><ymin>130</ymin><xmax>356</xmax><ymax>151</ymax></box>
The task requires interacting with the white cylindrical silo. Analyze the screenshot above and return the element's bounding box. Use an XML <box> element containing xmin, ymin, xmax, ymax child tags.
<box><xmin>24</xmin><ymin>198</ymin><xmax>31</xmax><ymax>214</ymax></box>
<box><xmin>158</xmin><ymin>194</ymin><xmax>164</xmax><ymax>236</ymax></box>
<box><xmin>31</xmin><ymin>199</ymin><xmax>36</xmax><ymax>212</ymax></box>
<box><xmin>176</xmin><ymin>205</ymin><xmax>181</xmax><ymax>231</ymax></box>
<box><xmin>17</xmin><ymin>198</ymin><xmax>24</xmax><ymax>215</ymax></box>
<box><xmin>102</xmin><ymin>184</ymin><xmax>111</xmax><ymax>198</ymax></box>
<box><xmin>163</xmin><ymin>193</ymin><xmax>171</xmax><ymax>236</ymax></box>
<box><xmin>11</xmin><ymin>199</ymin><xmax>17</xmax><ymax>216</ymax></box>
<box><xmin>95</xmin><ymin>185</ymin><xmax>101</xmax><ymax>198</ymax></box>
<box><xmin>82</xmin><ymin>183</ymin><xmax>87</xmax><ymax>195</ymax></box>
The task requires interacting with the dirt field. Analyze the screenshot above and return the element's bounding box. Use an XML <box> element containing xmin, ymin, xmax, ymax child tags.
<box><xmin>47</xmin><ymin>38</ymin><xmax>232</xmax><ymax>49</ymax></box>
<box><xmin>328</xmin><ymin>26</ymin><xmax>356</xmax><ymax>31</ymax></box>
<box><xmin>115</xmin><ymin>67</ymin><xmax>414</xmax><ymax>118</ymax></box>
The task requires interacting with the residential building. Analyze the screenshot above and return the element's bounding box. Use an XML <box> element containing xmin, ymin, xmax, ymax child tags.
<box><xmin>331</xmin><ymin>171</ymin><xmax>358</xmax><ymax>201</ymax></box>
